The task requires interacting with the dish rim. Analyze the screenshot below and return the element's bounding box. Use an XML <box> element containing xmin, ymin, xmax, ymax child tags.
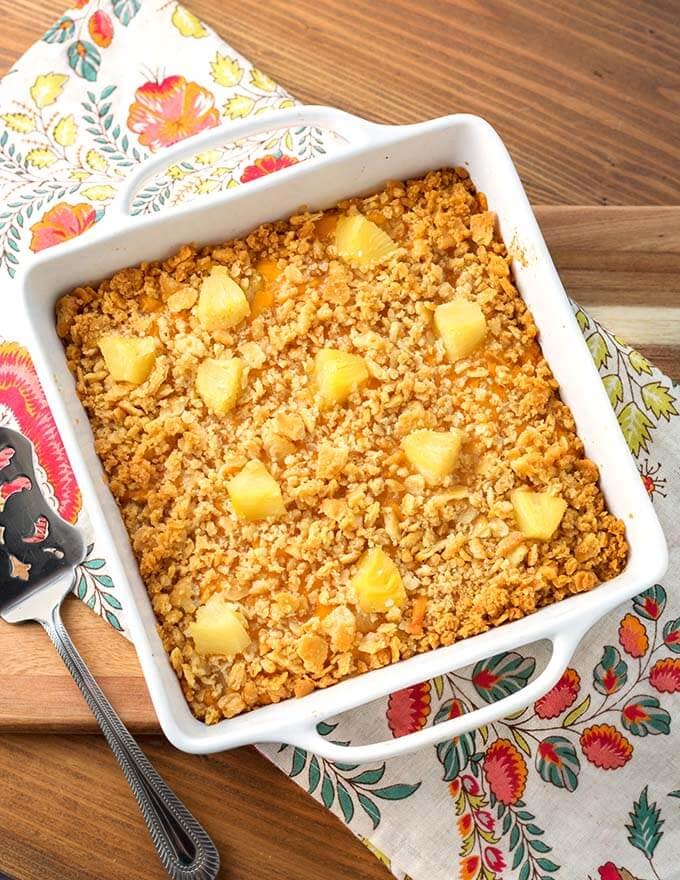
<box><xmin>17</xmin><ymin>105</ymin><xmax>668</xmax><ymax>762</ymax></box>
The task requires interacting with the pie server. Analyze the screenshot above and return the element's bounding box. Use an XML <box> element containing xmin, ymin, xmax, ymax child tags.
<box><xmin>0</xmin><ymin>426</ymin><xmax>219</xmax><ymax>880</ymax></box>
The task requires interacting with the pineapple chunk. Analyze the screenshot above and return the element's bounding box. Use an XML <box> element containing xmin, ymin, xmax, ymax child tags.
<box><xmin>351</xmin><ymin>547</ymin><xmax>406</xmax><ymax>613</ymax></box>
<box><xmin>197</xmin><ymin>267</ymin><xmax>250</xmax><ymax>331</ymax></box>
<box><xmin>98</xmin><ymin>335</ymin><xmax>156</xmax><ymax>385</ymax></box>
<box><xmin>434</xmin><ymin>300</ymin><xmax>487</xmax><ymax>362</ymax></box>
<box><xmin>189</xmin><ymin>595</ymin><xmax>250</xmax><ymax>657</ymax></box>
<box><xmin>196</xmin><ymin>357</ymin><xmax>244</xmax><ymax>415</ymax></box>
<box><xmin>402</xmin><ymin>428</ymin><xmax>463</xmax><ymax>485</ymax></box>
<box><xmin>227</xmin><ymin>459</ymin><xmax>285</xmax><ymax>521</ymax></box>
<box><xmin>511</xmin><ymin>488</ymin><xmax>567</xmax><ymax>540</ymax></box>
<box><xmin>335</xmin><ymin>214</ymin><xmax>397</xmax><ymax>267</ymax></box>
<box><xmin>314</xmin><ymin>348</ymin><xmax>369</xmax><ymax>407</ymax></box>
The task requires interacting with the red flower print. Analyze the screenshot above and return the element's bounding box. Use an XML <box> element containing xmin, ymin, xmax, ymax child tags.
<box><xmin>484</xmin><ymin>846</ymin><xmax>506</xmax><ymax>873</ymax></box>
<box><xmin>649</xmin><ymin>658</ymin><xmax>680</xmax><ymax>693</ymax></box>
<box><xmin>618</xmin><ymin>613</ymin><xmax>648</xmax><ymax>658</ymax></box>
<box><xmin>29</xmin><ymin>202</ymin><xmax>97</xmax><ymax>252</ymax></box>
<box><xmin>476</xmin><ymin>810</ymin><xmax>494</xmax><ymax>833</ymax></box>
<box><xmin>88</xmin><ymin>10</ymin><xmax>113</xmax><ymax>48</ymax></box>
<box><xmin>640</xmin><ymin>596</ymin><xmax>661</xmax><ymax>619</ymax></box>
<box><xmin>387</xmin><ymin>681</ymin><xmax>431</xmax><ymax>737</ymax></box>
<box><xmin>457</xmin><ymin>813</ymin><xmax>473</xmax><ymax>837</ymax></box>
<box><xmin>580</xmin><ymin>723</ymin><xmax>633</xmax><ymax>769</ymax></box>
<box><xmin>482</xmin><ymin>739</ymin><xmax>527</xmax><ymax>805</ymax></box>
<box><xmin>597</xmin><ymin>864</ymin><xmax>641</xmax><ymax>880</ymax></box>
<box><xmin>459</xmin><ymin>855</ymin><xmax>480</xmax><ymax>880</ymax></box>
<box><xmin>664</xmin><ymin>619</ymin><xmax>680</xmax><ymax>651</ymax></box>
<box><xmin>449</xmin><ymin>778</ymin><xmax>461</xmax><ymax>797</ymax></box>
<box><xmin>127</xmin><ymin>75</ymin><xmax>220</xmax><ymax>151</ymax></box>
<box><xmin>645</xmin><ymin>596</ymin><xmax>661</xmax><ymax>620</ymax></box>
<box><xmin>472</xmin><ymin>668</ymin><xmax>499</xmax><ymax>691</ymax></box>
<box><xmin>71</xmin><ymin>0</ymin><xmax>89</xmax><ymax>7</ymax></box>
<box><xmin>639</xmin><ymin>460</ymin><xmax>667</xmax><ymax>500</ymax></box>
<box><xmin>461</xmin><ymin>774</ymin><xmax>480</xmax><ymax>796</ymax></box>
<box><xmin>622</xmin><ymin>703</ymin><xmax>647</xmax><ymax>724</ymax></box>
<box><xmin>0</xmin><ymin>343</ymin><xmax>81</xmax><ymax>523</ymax></box>
<box><xmin>598</xmin><ymin>864</ymin><xmax>623</xmax><ymax>880</ymax></box>
<box><xmin>534</xmin><ymin>668</ymin><xmax>580</xmax><ymax>719</ymax></box>
<box><xmin>240</xmin><ymin>153</ymin><xmax>299</xmax><ymax>183</ymax></box>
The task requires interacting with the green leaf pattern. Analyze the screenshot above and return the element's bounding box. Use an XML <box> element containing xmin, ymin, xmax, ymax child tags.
<box><xmin>626</xmin><ymin>787</ymin><xmax>663</xmax><ymax>859</ymax></box>
<box><xmin>573</xmin><ymin>305</ymin><xmax>678</xmax><ymax>457</ymax></box>
<box><xmin>111</xmin><ymin>0</ymin><xmax>142</xmax><ymax>26</ymax></box>
<box><xmin>621</xmin><ymin>696</ymin><xmax>671</xmax><ymax>737</ymax></box>
<box><xmin>74</xmin><ymin>543</ymin><xmax>122</xmax><ymax>630</ymax></box>
<box><xmin>67</xmin><ymin>41</ymin><xmax>102</xmax><ymax>82</ymax></box>
<box><xmin>434</xmin><ymin>698</ymin><xmax>477</xmax><ymax>780</ymax></box>
<box><xmin>472</xmin><ymin>652</ymin><xmax>536</xmax><ymax>703</ymax></box>
<box><xmin>535</xmin><ymin>737</ymin><xmax>580</xmax><ymax>792</ymax></box>
<box><xmin>593</xmin><ymin>645</ymin><xmax>628</xmax><ymax>695</ymax></box>
<box><xmin>43</xmin><ymin>17</ymin><xmax>76</xmax><ymax>44</ymax></box>
<box><xmin>280</xmin><ymin>721</ymin><xmax>420</xmax><ymax>832</ymax></box>
<box><xmin>497</xmin><ymin>800</ymin><xmax>559</xmax><ymax>880</ymax></box>
<box><xmin>586</xmin><ymin>331</ymin><xmax>610</xmax><ymax>369</ymax></box>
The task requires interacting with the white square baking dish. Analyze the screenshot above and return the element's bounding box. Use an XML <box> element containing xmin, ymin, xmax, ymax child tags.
<box><xmin>17</xmin><ymin>105</ymin><xmax>668</xmax><ymax>762</ymax></box>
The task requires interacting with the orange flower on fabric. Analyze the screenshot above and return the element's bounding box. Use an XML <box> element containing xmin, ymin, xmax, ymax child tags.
<box><xmin>459</xmin><ymin>855</ymin><xmax>481</xmax><ymax>880</ymax></box>
<box><xmin>449</xmin><ymin>778</ymin><xmax>461</xmax><ymax>797</ymax></box>
<box><xmin>580</xmin><ymin>723</ymin><xmax>633</xmax><ymax>769</ymax></box>
<box><xmin>127</xmin><ymin>75</ymin><xmax>220</xmax><ymax>151</ymax></box>
<box><xmin>29</xmin><ymin>202</ymin><xmax>97</xmax><ymax>252</ymax></box>
<box><xmin>649</xmin><ymin>658</ymin><xmax>680</xmax><ymax>693</ymax></box>
<box><xmin>534</xmin><ymin>668</ymin><xmax>581</xmax><ymax>719</ymax></box>
<box><xmin>88</xmin><ymin>11</ymin><xmax>113</xmax><ymax>48</ymax></box>
<box><xmin>457</xmin><ymin>813</ymin><xmax>473</xmax><ymax>837</ymax></box>
<box><xmin>482</xmin><ymin>738</ymin><xmax>527</xmax><ymax>805</ymax></box>
<box><xmin>618</xmin><ymin>614</ymin><xmax>648</xmax><ymax>658</ymax></box>
<box><xmin>240</xmin><ymin>153</ymin><xmax>299</xmax><ymax>183</ymax></box>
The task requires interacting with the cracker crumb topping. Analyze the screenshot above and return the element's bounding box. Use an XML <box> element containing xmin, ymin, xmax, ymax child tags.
<box><xmin>57</xmin><ymin>169</ymin><xmax>627</xmax><ymax>723</ymax></box>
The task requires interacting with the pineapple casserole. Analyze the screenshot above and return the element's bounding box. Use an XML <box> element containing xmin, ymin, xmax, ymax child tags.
<box><xmin>56</xmin><ymin>169</ymin><xmax>628</xmax><ymax>723</ymax></box>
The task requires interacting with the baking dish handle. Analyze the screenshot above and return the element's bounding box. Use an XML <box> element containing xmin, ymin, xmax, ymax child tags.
<box><xmin>284</xmin><ymin>626</ymin><xmax>586</xmax><ymax>763</ymax></box>
<box><xmin>107</xmin><ymin>104</ymin><xmax>385</xmax><ymax>222</ymax></box>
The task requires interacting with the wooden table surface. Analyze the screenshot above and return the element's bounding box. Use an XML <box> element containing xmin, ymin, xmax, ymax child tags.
<box><xmin>0</xmin><ymin>2</ymin><xmax>678</xmax><ymax>880</ymax></box>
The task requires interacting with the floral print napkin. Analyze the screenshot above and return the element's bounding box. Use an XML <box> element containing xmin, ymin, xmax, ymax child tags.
<box><xmin>0</xmin><ymin>3</ymin><xmax>678</xmax><ymax>879</ymax></box>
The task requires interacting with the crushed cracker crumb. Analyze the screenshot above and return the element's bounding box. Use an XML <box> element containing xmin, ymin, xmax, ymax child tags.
<box><xmin>56</xmin><ymin>169</ymin><xmax>627</xmax><ymax>723</ymax></box>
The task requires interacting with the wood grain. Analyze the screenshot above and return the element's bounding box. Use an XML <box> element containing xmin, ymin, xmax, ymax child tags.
<box><xmin>0</xmin><ymin>2</ymin><xmax>678</xmax><ymax>879</ymax></box>
<box><xmin>0</xmin><ymin>733</ymin><xmax>386</xmax><ymax>880</ymax></box>
<box><xmin>1</xmin><ymin>0</ymin><xmax>679</xmax><ymax>205</ymax></box>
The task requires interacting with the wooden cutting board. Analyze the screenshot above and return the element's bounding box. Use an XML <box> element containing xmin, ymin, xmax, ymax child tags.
<box><xmin>0</xmin><ymin>205</ymin><xmax>678</xmax><ymax>734</ymax></box>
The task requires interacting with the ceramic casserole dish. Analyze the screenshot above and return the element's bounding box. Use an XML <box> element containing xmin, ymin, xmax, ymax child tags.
<box><xmin>18</xmin><ymin>105</ymin><xmax>668</xmax><ymax>762</ymax></box>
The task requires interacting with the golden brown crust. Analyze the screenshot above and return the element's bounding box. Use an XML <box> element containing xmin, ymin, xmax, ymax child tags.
<box><xmin>56</xmin><ymin>169</ymin><xmax>627</xmax><ymax>723</ymax></box>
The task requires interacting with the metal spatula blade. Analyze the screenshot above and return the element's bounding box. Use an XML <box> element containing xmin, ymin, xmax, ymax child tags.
<box><xmin>0</xmin><ymin>427</ymin><xmax>219</xmax><ymax>880</ymax></box>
